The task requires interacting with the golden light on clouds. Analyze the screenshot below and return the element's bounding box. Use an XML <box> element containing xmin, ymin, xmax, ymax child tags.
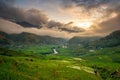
<box><xmin>0</xmin><ymin>0</ymin><xmax>120</xmax><ymax>38</ymax></box>
<box><xmin>73</xmin><ymin>21</ymin><xmax>93</xmax><ymax>29</ymax></box>
<box><xmin>95</xmin><ymin>12</ymin><xmax>118</xmax><ymax>24</ymax></box>
<box><xmin>58</xmin><ymin>4</ymin><xmax>109</xmax><ymax>30</ymax></box>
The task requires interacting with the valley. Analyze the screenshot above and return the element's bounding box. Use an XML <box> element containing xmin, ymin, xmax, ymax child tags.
<box><xmin>0</xmin><ymin>30</ymin><xmax>120</xmax><ymax>80</ymax></box>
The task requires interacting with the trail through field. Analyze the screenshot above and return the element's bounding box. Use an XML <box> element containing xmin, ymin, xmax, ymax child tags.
<box><xmin>67</xmin><ymin>65</ymin><xmax>94</xmax><ymax>74</ymax></box>
<box><xmin>73</xmin><ymin>58</ymin><xmax>85</xmax><ymax>61</ymax></box>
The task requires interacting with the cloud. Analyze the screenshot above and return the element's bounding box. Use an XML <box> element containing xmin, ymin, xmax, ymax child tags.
<box><xmin>48</xmin><ymin>20</ymin><xmax>85</xmax><ymax>33</ymax></box>
<box><xmin>89</xmin><ymin>0</ymin><xmax>120</xmax><ymax>34</ymax></box>
<box><xmin>60</xmin><ymin>0</ymin><xmax>120</xmax><ymax>20</ymax></box>
<box><xmin>0</xmin><ymin>0</ymin><xmax>48</xmax><ymax>28</ymax></box>
<box><xmin>24</xmin><ymin>9</ymin><xmax>48</xmax><ymax>28</ymax></box>
<box><xmin>0</xmin><ymin>0</ymin><xmax>24</xmax><ymax>21</ymax></box>
<box><xmin>91</xmin><ymin>14</ymin><xmax>120</xmax><ymax>34</ymax></box>
<box><xmin>0</xmin><ymin>18</ymin><xmax>96</xmax><ymax>38</ymax></box>
<box><xmin>59</xmin><ymin>0</ymin><xmax>120</xmax><ymax>35</ymax></box>
<box><xmin>61</xmin><ymin>0</ymin><xmax>117</xmax><ymax>10</ymax></box>
<box><xmin>0</xmin><ymin>0</ymin><xmax>120</xmax><ymax>37</ymax></box>
<box><xmin>0</xmin><ymin>18</ymin><xmax>74</xmax><ymax>38</ymax></box>
<box><xmin>0</xmin><ymin>0</ymin><xmax>84</xmax><ymax>33</ymax></box>
<box><xmin>0</xmin><ymin>18</ymin><xmax>24</xmax><ymax>34</ymax></box>
<box><xmin>0</xmin><ymin>18</ymin><xmax>107</xmax><ymax>38</ymax></box>
<box><xmin>57</xmin><ymin>0</ymin><xmax>111</xmax><ymax>29</ymax></box>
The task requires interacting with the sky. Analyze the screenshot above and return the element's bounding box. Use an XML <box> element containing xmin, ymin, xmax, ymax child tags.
<box><xmin>0</xmin><ymin>0</ymin><xmax>120</xmax><ymax>38</ymax></box>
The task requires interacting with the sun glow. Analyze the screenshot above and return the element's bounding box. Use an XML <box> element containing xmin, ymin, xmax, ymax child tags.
<box><xmin>74</xmin><ymin>22</ymin><xmax>93</xmax><ymax>29</ymax></box>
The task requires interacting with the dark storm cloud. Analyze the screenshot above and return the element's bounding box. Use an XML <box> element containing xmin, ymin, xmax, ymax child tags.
<box><xmin>0</xmin><ymin>0</ymin><xmax>24</xmax><ymax>21</ymax></box>
<box><xmin>0</xmin><ymin>0</ymin><xmax>48</xmax><ymax>28</ymax></box>
<box><xmin>48</xmin><ymin>20</ymin><xmax>63</xmax><ymax>28</ymax></box>
<box><xmin>48</xmin><ymin>20</ymin><xmax>85</xmax><ymax>33</ymax></box>
<box><xmin>0</xmin><ymin>0</ymin><xmax>84</xmax><ymax>33</ymax></box>
<box><xmin>24</xmin><ymin>9</ymin><xmax>48</xmax><ymax>28</ymax></box>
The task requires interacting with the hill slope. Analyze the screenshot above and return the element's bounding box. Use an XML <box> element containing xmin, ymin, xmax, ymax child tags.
<box><xmin>89</xmin><ymin>30</ymin><xmax>120</xmax><ymax>48</ymax></box>
<box><xmin>0</xmin><ymin>47</ymin><xmax>101</xmax><ymax>80</ymax></box>
<box><xmin>0</xmin><ymin>31</ymin><xmax>66</xmax><ymax>46</ymax></box>
<box><xmin>68</xmin><ymin>36</ymin><xmax>100</xmax><ymax>48</ymax></box>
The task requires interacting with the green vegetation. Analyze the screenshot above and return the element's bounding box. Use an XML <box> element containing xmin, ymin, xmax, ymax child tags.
<box><xmin>0</xmin><ymin>45</ymin><xmax>120</xmax><ymax>80</ymax></box>
<box><xmin>81</xmin><ymin>46</ymin><xmax>120</xmax><ymax>80</ymax></box>
<box><xmin>0</xmin><ymin>30</ymin><xmax>120</xmax><ymax>80</ymax></box>
<box><xmin>0</xmin><ymin>48</ymin><xmax>101</xmax><ymax>80</ymax></box>
<box><xmin>0</xmin><ymin>31</ymin><xmax>66</xmax><ymax>46</ymax></box>
<box><xmin>89</xmin><ymin>30</ymin><xmax>120</xmax><ymax>48</ymax></box>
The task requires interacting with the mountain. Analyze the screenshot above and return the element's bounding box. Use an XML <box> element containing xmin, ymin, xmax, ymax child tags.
<box><xmin>68</xmin><ymin>36</ymin><xmax>100</xmax><ymax>48</ymax></box>
<box><xmin>89</xmin><ymin>30</ymin><xmax>120</xmax><ymax>48</ymax></box>
<box><xmin>0</xmin><ymin>31</ymin><xmax>66</xmax><ymax>46</ymax></box>
<box><xmin>0</xmin><ymin>31</ymin><xmax>11</xmax><ymax>45</ymax></box>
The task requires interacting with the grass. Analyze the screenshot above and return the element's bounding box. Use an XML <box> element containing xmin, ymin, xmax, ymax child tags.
<box><xmin>0</xmin><ymin>45</ymin><xmax>120</xmax><ymax>80</ymax></box>
<box><xmin>80</xmin><ymin>46</ymin><xmax>120</xmax><ymax>80</ymax></box>
<box><xmin>0</xmin><ymin>55</ymin><xmax>101</xmax><ymax>80</ymax></box>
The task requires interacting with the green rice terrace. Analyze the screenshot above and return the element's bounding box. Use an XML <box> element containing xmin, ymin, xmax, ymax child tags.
<box><xmin>0</xmin><ymin>30</ymin><xmax>120</xmax><ymax>80</ymax></box>
<box><xmin>0</xmin><ymin>45</ymin><xmax>120</xmax><ymax>80</ymax></box>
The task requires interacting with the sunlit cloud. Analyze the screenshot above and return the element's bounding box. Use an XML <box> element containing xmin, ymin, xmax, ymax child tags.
<box><xmin>0</xmin><ymin>0</ymin><xmax>120</xmax><ymax>38</ymax></box>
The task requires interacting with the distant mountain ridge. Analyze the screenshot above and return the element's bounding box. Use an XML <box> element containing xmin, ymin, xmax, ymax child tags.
<box><xmin>1</xmin><ymin>30</ymin><xmax>120</xmax><ymax>48</ymax></box>
<box><xmin>89</xmin><ymin>30</ymin><xmax>120</xmax><ymax>48</ymax></box>
<box><xmin>0</xmin><ymin>31</ymin><xmax>67</xmax><ymax>46</ymax></box>
<box><xmin>68</xmin><ymin>36</ymin><xmax>100</xmax><ymax>48</ymax></box>
<box><xmin>68</xmin><ymin>30</ymin><xmax>120</xmax><ymax>48</ymax></box>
